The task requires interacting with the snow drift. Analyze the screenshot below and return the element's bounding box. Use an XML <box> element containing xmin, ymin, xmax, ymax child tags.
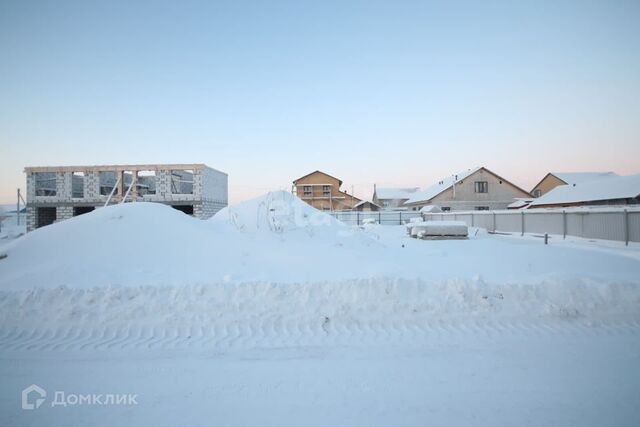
<box><xmin>0</xmin><ymin>191</ymin><xmax>639</xmax><ymax>353</ymax></box>
<box><xmin>1</xmin><ymin>277</ymin><xmax>639</xmax><ymax>352</ymax></box>
<box><xmin>0</xmin><ymin>192</ymin><xmax>382</xmax><ymax>289</ymax></box>
<box><xmin>211</xmin><ymin>190</ymin><xmax>345</xmax><ymax>233</ymax></box>
<box><xmin>0</xmin><ymin>190</ymin><xmax>639</xmax><ymax>295</ymax></box>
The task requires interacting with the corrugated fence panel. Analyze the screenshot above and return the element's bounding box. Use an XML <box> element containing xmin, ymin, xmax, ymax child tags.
<box><xmin>524</xmin><ymin>212</ymin><xmax>564</xmax><ymax>235</ymax></box>
<box><xmin>582</xmin><ymin>212</ymin><xmax>625</xmax><ymax>241</ymax></box>
<box><xmin>566</xmin><ymin>213</ymin><xmax>584</xmax><ymax>237</ymax></box>
<box><xmin>474</xmin><ymin>213</ymin><xmax>494</xmax><ymax>230</ymax></box>
<box><xmin>453</xmin><ymin>214</ymin><xmax>474</xmax><ymax>226</ymax></box>
<box><xmin>332</xmin><ymin>208</ymin><xmax>639</xmax><ymax>243</ymax></box>
<box><xmin>495</xmin><ymin>213</ymin><xmax>522</xmax><ymax>233</ymax></box>
<box><xmin>629</xmin><ymin>212</ymin><xmax>640</xmax><ymax>242</ymax></box>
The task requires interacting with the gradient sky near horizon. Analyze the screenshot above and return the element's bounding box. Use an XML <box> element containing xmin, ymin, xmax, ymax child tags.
<box><xmin>1</xmin><ymin>0</ymin><xmax>639</xmax><ymax>204</ymax></box>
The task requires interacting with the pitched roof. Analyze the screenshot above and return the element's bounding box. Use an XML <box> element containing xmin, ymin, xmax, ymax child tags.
<box><xmin>552</xmin><ymin>172</ymin><xmax>617</xmax><ymax>185</ymax></box>
<box><xmin>508</xmin><ymin>198</ymin><xmax>533</xmax><ymax>209</ymax></box>
<box><xmin>292</xmin><ymin>170</ymin><xmax>343</xmax><ymax>185</ymax></box>
<box><xmin>531</xmin><ymin>172</ymin><xmax>618</xmax><ymax>192</ymax></box>
<box><xmin>419</xmin><ymin>205</ymin><xmax>442</xmax><ymax>213</ymax></box>
<box><xmin>353</xmin><ymin>200</ymin><xmax>381</xmax><ymax>208</ymax></box>
<box><xmin>374</xmin><ymin>187</ymin><xmax>419</xmax><ymax>200</ymax></box>
<box><xmin>406</xmin><ymin>167</ymin><xmax>529</xmax><ymax>205</ymax></box>
<box><xmin>529</xmin><ymin>174</ymin><xmax>640</xmax><ymax>206</ymax></box>
<box><xmin>405</xmin><ymin>167</ymin><xmax>482</xmax><ymax>204</ymax></box>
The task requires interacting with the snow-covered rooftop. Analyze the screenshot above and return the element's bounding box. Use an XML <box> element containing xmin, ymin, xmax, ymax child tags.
<box><xmin>353</xmin><ymin>200</ymin><xmax>381</xmax><ymax>208</ymax></box>
<box><xmin>530</xmin><ymin>174</ymin><xmax>640</xmax><ymax>206</ymax></box>
<box><xmin>374</xmin><ymin>187</ymin><xmax>419</xmax><ymax>200</ymax></box>
<box><xmin>406</xmin><ymin>167</ymin><xmax>481</xmax><ymax>204</ymax></box>
<box><xmin>508</xmin><ymin>198</ymin><xmax>532</xmax><ymax>209</ymax></box>
<box><xmin>419</xmin><ymin>205</ymin><xmax>442</xmax><ymax>213</ymax></box>
<box><xmin>551</xmin><ymin>172</ymin><xmax>618</xmax><ymax>185</ymax></box>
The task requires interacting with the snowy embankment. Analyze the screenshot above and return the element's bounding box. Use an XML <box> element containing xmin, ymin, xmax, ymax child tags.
<box><xmin>1</xmin><ymin>279</ymin><xmax>638</xmax><ymax>353</ymax></box>
<box><xmin>1</xmin><ymin>191</ymin><xmax>639</xmax><ymax>288</ymax></box>
<box><xmin>0</xmin><ymin>192</ymin><xmax>639</xmax><ymax>352</ymax></box>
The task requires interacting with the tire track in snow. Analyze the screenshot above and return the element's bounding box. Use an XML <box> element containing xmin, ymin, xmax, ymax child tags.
<box><xmin>1</xmin><ymin>318</ymin><xmax>640</xmax><ymax>352</ymax></box>
<box><xmin>2</xmin><ymin>279</ymin><xmax>640</xmax><ymax>352</ymax></box>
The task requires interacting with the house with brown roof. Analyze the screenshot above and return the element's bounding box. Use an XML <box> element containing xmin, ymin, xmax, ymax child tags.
<box><xmin>292</xmin><ymin>170</ymin><xmax>360</xmax><ymax>211</ymax></box>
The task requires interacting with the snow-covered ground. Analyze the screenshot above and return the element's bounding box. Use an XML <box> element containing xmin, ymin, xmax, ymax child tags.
<box><xmin>0</xmin><ymin>205</ymin><xmax>26</xmax><ymax>249</ymax></box>
<box><xmin>1</xmin><ymin>192</ymin><xmax>639</xmax><ymax>426</ymax></box>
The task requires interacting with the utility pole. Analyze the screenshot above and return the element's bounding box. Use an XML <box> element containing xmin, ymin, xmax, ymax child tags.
<box><xmin>351</xmin><ymin>185</ymin><xmax>354</xmax><ymax>209</ymax></box>
<box><xmin>16</xmin><ymin>188</ymin><xmax>21</xmax><ymax>226</ymax></box>
<box><xmin>452</xmin><ymin>174</ymin><xmax>457</xmax><ymax>199</ymax></box>
<box><xmin>16</xmin><ymin>188</ymin><xmax>26</xmax><ymax>228</ymax></box>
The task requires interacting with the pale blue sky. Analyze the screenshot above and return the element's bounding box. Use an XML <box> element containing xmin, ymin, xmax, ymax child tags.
<box><xmin>1</xmin><ymin>0</ymin><xmax>639</xmax><ymax>203</ymax></box>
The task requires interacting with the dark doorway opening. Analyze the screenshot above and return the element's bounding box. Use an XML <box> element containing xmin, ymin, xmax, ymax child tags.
<box><xmin>36</xmin><ymin>207</ymin><xmax>56</xmax><ymax>228</ymax></box>
<box><xmin>172</xmin><ymin>205</ymin><xmax>194</xmax><ymax>215</ymax></box>
<box><xmin>73</xmin><ymin>206</ymin><xmax>95</xmax><ymax>216</ymax></box>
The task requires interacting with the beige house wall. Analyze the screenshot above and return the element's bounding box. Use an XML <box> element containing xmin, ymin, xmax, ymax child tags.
<box><xmin>293</xmin><ymin>171</ymin><xmax>360</xmax><ymax>211</ymax></box>
<box><xmin>409</xmin><ymin>168</ymin><xmax>531</xmax><ymax>211</ymax></box>
<box><xmin>531</xmin><ymin>174</ymin><xmax>566</xmax><ymax>197</ymax></box>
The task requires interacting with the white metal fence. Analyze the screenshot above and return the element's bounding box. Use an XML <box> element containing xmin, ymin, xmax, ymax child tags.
<box><xmin>332</xmin><ymin>208</ymin><xmax>640</xmax><ymax>245</ymax></box>
<box><xmin>331</xmin><ymin>211</ymin><xmax>422</xmax><ymax>226</ymax></box>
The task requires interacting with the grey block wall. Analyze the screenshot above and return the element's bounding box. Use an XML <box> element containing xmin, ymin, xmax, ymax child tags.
<box><xmin>25</xmin><ymin>165</ymin><xmax>229</xmax><ymax>231</ymax></box>
<box><xmin>26</xmin><ymin>206</ymin><xmax>37</xmax><ymax>232</ymax></box>
<box><xmin>56</xmin><ymin>206</ymin><xmax>73</xmax><ymax>222</ymax></box>
<box><xmin>198</xmin><ymin>167</ymin><xmax>228</xmax><ymax>219</ymax></box>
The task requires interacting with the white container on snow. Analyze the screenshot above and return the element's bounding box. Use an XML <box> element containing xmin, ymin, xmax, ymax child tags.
<box><xmin>409</xmin><ymin>221</ymin><xmax>468</xmax><ymax>239</ymax></box>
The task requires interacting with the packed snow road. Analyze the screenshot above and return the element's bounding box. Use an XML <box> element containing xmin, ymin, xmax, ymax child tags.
<box><xmin>1</xmin><ymin>193</ymin><xmax>639</xmax><ymax>426</ymax></box>
<box><xmin>2</xmin><ymin>326</ymin><xmax>639</xmax><ymax>427</ymax></box>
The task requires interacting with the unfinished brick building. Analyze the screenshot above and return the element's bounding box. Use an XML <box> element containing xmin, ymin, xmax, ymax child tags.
<box><xmin>24</xmin><ymin>163</ymin><xmax>228</xmax><ymax>232</ymax></box>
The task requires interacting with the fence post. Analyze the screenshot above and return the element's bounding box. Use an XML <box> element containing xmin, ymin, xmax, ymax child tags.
<box><xmin>16</xmin><ymin>189</ymin><xmax>21</xmax><ymax>226</ymax></box>
<box><xmin>399</xmin><ymin>211</ymin><xmax>402</xmax><ymax>225</ymax></box>
<box><xmin>471</xmin><ymin>213</ymin><xmax>475</xmax><ymax>227</ymax></box>
<box><xmin>521</xmin><ymin>211</ymin><xmax>525</xmax><ymax>236</ymax></box>
<box><xmin>562</xmin><ymin>210</ymin><xmax>567</xmax><ymax>239</ymax></box>
<box><xmin>492</xmin><ymin>211</ymin><xmax>496</xmax><ymax>232</ymax></box>
<box><xmin>624</xmin><ymin>209</ymin><xmax>629</xmax><ymax>246</ymax></box>
<box><xmin>357</xmin><ymin>211</ymin><xmax>360</xmax><ymax>226</ymax></box>
<box><xmin>378</xmin><ymin>211</ymin><xmax>381</xmax><ymax>224</ymax></box>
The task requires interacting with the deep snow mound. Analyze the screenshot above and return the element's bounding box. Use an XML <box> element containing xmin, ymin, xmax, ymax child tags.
<box><xmin>211</xmin><ymin>191</ymin><xmax>345</xmax><ymax>234</ymax></box>
<box><xmin>0</xmin><ymin>195</ymin><xmax>381</xmax><ymax>289</ymax></box>
<box><xmin>0</xmin><ymin>203</ymin><xmax>210</xmax><ymax>288</ymax></box>
<box><xmin>3</xmin><ymin>202</ymin><xmax>205</xmax><ymax>254</ymax></box>
<box><xmin>1</xmin><ymin>193</ymin><xmax>639</xmax><ymax>290</ymax></box>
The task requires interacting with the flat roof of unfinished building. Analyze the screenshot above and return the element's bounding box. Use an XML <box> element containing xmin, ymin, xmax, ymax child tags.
<box><xmin>24</xmin><ymin>164</ymin><xmax>227</xmax><ymax>175</ymax></box>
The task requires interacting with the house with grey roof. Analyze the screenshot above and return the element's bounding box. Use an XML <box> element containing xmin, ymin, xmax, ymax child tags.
<box><xmin>530</xmin><ymin>172</ymin><xmax>617</xmax><ymax>198</ymax></box>
<box><xmin>372</xmin><ymin>186</ymin><xmax>419</xmax><ymax>210</ymax></box>
<box><xmin>402</xmin><ymin>167</ymin><xmax>531</xmax><ymax>212</ymax></box>
<box><xmin>529</xmin><ymin>173</ymin><xmax>640</xmax><ymax>208</ymax></box>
